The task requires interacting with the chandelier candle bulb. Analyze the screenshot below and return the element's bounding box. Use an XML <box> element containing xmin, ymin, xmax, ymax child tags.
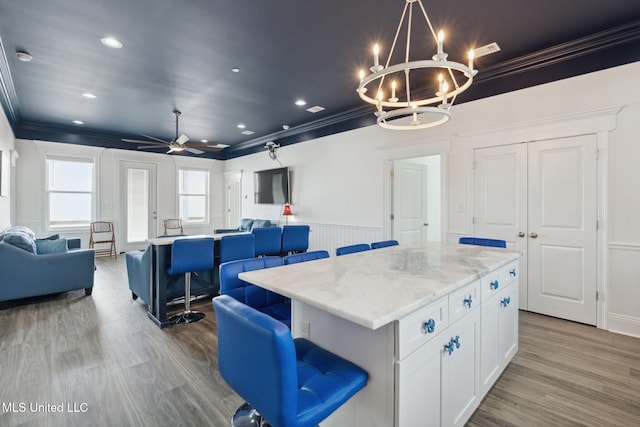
<box><xmin>437</xmin><ymin>30</ymin><xmax>445</xmax><ymax>55</ymax></box>
<box><xmin>442</xmin><ymin>81</ymin><xmax>449</xmax><ymax>103</ymax></box>
<box><xmin>468</xmin><ymin>50</ymin><xmax>475</xmax><ymax>71</ymax></box>
<box><xmin>373</xmin><ymin>44</ymin><xmax>380</xmax><ymax>67</ymax></box>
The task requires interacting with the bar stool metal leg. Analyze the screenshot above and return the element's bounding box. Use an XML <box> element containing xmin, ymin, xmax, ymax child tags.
<box><xmin>169</xmin><ymin>272</ymin><xmax>205</xmax><ymax>324</ymax></box>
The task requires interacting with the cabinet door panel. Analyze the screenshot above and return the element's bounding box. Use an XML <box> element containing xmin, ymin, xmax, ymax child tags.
<box><xmin>442</xmin><ymin>309</ymin><xmax>481</xmax><ymax>427</ymax></box>
<box><xmin>396</xmin><ymin>338</ymin><xmax>443</xmax><ymax>427</ymax></box>
<box><xmin>499</xmin><ymin>282</ymin><xmax>519</xmax><ymax>363</ymax></box>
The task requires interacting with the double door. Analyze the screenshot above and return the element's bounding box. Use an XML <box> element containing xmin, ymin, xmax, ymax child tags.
<box><xmin>473</xmin><ymin>135</ymin><xmax>597</xmax><ymax>325</ymax></box>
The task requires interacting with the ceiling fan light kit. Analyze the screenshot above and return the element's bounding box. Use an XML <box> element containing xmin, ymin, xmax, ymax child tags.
<box><xmin>357</xmin><ymin>0</ymin><xmax>482</xmax><ymax>131</ymax></box>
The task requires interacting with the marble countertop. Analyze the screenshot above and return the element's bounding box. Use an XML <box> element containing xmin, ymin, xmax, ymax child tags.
<box><xmin>239</xmin><ymin>242</ymin><xmax>521</xmax><ymax>330</ymax></box>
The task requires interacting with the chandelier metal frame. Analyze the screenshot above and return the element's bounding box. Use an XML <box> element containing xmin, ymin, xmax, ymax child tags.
<box><xmin>357</xmin><ymin>0</ymin><xmax>478</xmax><ymax>130</ymax></box>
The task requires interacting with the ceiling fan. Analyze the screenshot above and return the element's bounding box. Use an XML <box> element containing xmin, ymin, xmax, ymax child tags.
<box><xmin>122</xmin><ymin>110</ymin><xmax>226</xmax><ymax>155</ymax></box>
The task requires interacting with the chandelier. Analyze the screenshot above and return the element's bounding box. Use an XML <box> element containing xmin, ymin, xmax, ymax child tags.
<box><xmin>357</xmin><ymin>0</ymin><xmax>478</xmax><ymax>130</ymax></box>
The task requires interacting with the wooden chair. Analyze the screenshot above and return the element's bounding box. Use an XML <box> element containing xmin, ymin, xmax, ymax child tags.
<box><xmin>89</xmin><ymin>221</ymin><xmax>117</xmax><ymax>258</ymax></box>
<box><xmin>163</xmin><ymin>218</ymin><xmax>184</xmax><ymax>236</ymax></box>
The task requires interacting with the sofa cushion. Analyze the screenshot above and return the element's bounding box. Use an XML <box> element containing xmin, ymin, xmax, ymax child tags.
<box><xmin>2</xmin><ymin>228</ymin><xmax>37</xmax><ymax>253</ymax></box>
<box><xmin>35</xmin><ymin>238</ymin><xmax>68</xmax><ymax>254</ymax></box>
<box><xmin>251</xmin><ymin>219</ymin><xmax>272</xmax><ymax>230</ymax></box>
<box><xmin>238</xmin><ymin>218</ymin><xmax>254</xmax><ymax>231</ymax></box>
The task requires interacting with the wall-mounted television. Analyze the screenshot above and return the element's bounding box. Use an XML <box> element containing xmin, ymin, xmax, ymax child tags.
<box><xmin>254</xmin><ymin>167</ymin><xmax>290</xmax><ymax>204</ymax></box>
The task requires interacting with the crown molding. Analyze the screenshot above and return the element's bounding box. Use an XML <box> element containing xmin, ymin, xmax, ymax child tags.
<box><xmin>0</xmin><ymin>34</ymin><xmax>21</xmax><ymax>125</ymax></box>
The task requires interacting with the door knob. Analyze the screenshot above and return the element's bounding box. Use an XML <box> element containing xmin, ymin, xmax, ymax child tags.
<box><xmin>529</xmin><ymin>232</ymin><xmax>538</xmax><ymax>238</ymax></box>
<box><xmin>518</xmin><ymin>231</ymin><xmax>526</xmax><ymax>237</ymax></box>
<box><xmin>423</xmin><ymin>223</ymin><xmax>429</xmax><ymax>227</ymax></box>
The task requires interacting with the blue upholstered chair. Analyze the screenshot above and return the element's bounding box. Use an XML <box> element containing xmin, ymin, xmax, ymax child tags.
<box><xmin>336</xmin><ymin>243</ymin><xmax>371</xmax><ymax>256</ymax></box>
<box><xmin>219</xmin><ymin>234</ymin><xmax>255</xmax><ymax>264</ymax></box>
<box><xmin>219</xmin><ymin>256</ymin><xmax>290</xmax><ymax>327</ymax></box>
<box><xmin>213</xmin><ymin>295</ymin><xmax>368</xmax><ymax>427</ymax></box>
<box><xmin>284</xmin><ymin>250</ymin><xmax>330</xmax><ymax>265</ymax></box>
<box><xmin>459</xmin><ymin>237</ymin><xmax>507</xmax><ymax>248</ymax></box>
<box><xmin>371</xmin><ymin>240</ymin><xmax>399</xmax><ymax>249</ymax></box>
<box><xmin>166</xmin><ymin>237</ymin><xmax>215</xmax><ymax>324</ymax></box>
<box><xmin>280</xmin><ymin>225</ymin><xmax>310</xmax><ymax>255</ymax></box>
<box><xmin>252</xmin><ymin>227</ymin><xmax>282</xmax><ymax>257</ymax></box>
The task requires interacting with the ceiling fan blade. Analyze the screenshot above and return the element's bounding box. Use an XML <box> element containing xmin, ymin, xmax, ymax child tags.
<box><xmin>176</xmin><ymin>133</ymin><xmax>189</xmax><ymax>145</ymax></box>
<box><xmin>123</xmin><ymin>138</ymin><xmax>165</xmax><ymax>144</ymax></box>
<box><xmin>184</xmin><ymin>147</ymin><xmax>204</xmax><ymax>155</ymax></box>
<box><xmin>141</xmin><ymin>133</ymin><xmax>171</xmax><ymax>144</ymax></box>
<box><xmin>137</xmin><ymin>145</ymin><xmax>168</xmax><ymax>149</ymax></box>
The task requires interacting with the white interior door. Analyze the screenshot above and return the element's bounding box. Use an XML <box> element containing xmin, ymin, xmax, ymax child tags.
<box><xmin>226</xmin><ymin>177</ymin><xmax>241</xmax><ymax>229</ymax></box>
<box><xmin>120</xmin><ymin>161</ymin><xmax>157</xmax><ymax>252</ymax></box>
<box><xmin>473</xmin><ymin>135</ymin><xmax>597</xmax><ymax>324</ymax></box>
<box><xmin>527</xmin><ymin>135</ymin><xmax>597</xmax><ymax>325</ymax></box>
<box><xmin>392</xmin><ymin>161</ymin><xmax>429</xmax><ymax>244</ymax></box>
<box><xmin>473</xmin><ymin>144</ymin><xmax>528</xmax><ymax>308</ymax></box>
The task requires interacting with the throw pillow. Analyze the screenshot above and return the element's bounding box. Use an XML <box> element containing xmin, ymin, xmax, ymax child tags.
<box><xmin>35</xmin><ymin>238</ymin><xmax>68</xmax><ymax>254</ymax></box>
<box><xmin>3</xmin><ymin>229</ymin><xmax>37</xmax><ymax>253</ymax></box>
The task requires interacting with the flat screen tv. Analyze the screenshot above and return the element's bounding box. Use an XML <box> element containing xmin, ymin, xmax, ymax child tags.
<box><xmin>254</xmin><ymin>167</ymin><xmax>290</xmax><ymax>204</ymax></box>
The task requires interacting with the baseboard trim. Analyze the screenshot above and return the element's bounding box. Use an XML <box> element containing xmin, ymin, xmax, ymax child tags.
<box><xmin>607</xmin><ymin>312</ymin><xmax>640</xmax><ymax>338</ymax></box>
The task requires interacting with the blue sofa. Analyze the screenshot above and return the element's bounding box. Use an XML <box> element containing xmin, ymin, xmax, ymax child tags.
<box><xmin>215</xmin><ymin>218</ymin><xmax>275</xmax><ymax>234</ymax></box>
<box><xmin>0</xmin><ymin>228</ymin><xmax>95</xmax><ymax>309</ymax></box>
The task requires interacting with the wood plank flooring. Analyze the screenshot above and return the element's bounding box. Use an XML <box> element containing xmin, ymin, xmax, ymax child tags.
<box><xmin>0</xmin><ymin>256</ymin><xmax>638</xmax><ymax>426</ymax></box>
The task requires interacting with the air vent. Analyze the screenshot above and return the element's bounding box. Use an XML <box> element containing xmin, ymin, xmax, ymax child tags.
<box><xmin>473</xmin><ymin>42</ymin><xmax>501</xmax><ymax>58</ymax></box>
<box><xmin>306</xmin><ymin>105</ymin><xmax>325</xmax><ymax>113</ymax></box>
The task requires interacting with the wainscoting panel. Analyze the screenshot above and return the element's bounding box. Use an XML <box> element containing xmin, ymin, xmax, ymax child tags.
<box><xmin>306</xmin><ymin>222</ymin><xmax>384</xmax><ymax>256</ymax></box>
<box><xmin>608</xmin><ymin>242</ymin><xmax>640</xmax><ymax>337</ymax></box>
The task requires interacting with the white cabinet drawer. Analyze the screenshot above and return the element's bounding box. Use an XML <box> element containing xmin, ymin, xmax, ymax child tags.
<box><xmin>449</xmin><ymin>280</ymin><xmax>480</xmax><ymax>324</ymax></box>
<box><xmin>396</xmin><ymin>296</ymin><xmax>448</xmax><ymax>360</ymax></box>
<box><xmin>480</xmin><ymin>260</ymin><xmax>518</xmax><ymax>302</ymax></box>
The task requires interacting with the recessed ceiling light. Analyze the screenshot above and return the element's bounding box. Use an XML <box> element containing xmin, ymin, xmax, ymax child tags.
<box><xmin>16</xmin><ymin>51</ymin><xmax>33</xmax><ymax>62</ymax></box>
<box><xmin>306</xmin><ymin>105</ymin><xmax>325</xmax><ymax>113</ymax></box>
<box><xmin>72</xmin><ymin>120</ymin><xmax>85</xmax><ymax>125</ymax></box>
<box><xmin>232</xmin><ymin>67</ymin><xmax>240</xmax><ymax>73</ymax></box>
<box><xmin>82</xmin><ymin>92</ymin><xmax>97</xmax><ymax>99</ymax></box>
<box><xmin>237</xmin><ymin>124</ymin><xmax>246</xmax><ymax>129</ymax></box>
<box><xmin>100</xmin><ymin>37</ymin><xmax>123</xmax><ymax>49</ymax></box>
<box><xmin>208</xmin><ymin>143</ymin><xmax>230</xmax><ymax>149</ymax></box>
<box><xmin>241</xmin><ymin>130</ymin><xmax>255</xmax><ymax>135</ymax></box>
<box><xmin>295</xmin><ymin>99</ymin><xmax>307</xmax><ymax>106</ymax></box>
<box><xmin>282</xmin><ymin>125</ymin><xmax>290</xmax><ymax>130</ymax></box>
<box><xmin>200</xmin><ymin>139</ymin><xmax>208</xmax><ymax>143</ymax></box>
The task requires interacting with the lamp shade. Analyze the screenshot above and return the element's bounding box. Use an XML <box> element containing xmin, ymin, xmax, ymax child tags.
<box><xmin>282</xmin><ymin>204</ymin><xmax>293</xmax><ymax>216</ymax></box>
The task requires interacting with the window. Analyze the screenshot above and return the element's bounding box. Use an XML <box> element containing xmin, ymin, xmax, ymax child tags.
<box><xmin>179</xmin><ymin>168</ymin><xmax>209</xmax><ymax>223</ymax></box>
<box><xmin>47</xmin><ymin>157</ymin><xmax>94</xmax><ymax>228</ymax></box>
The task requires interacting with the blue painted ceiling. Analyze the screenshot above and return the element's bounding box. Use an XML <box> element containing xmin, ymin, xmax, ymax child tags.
<box><xmin>0</xmin><ymin>0</ymin><xmax>639</xmax><ymax>159</ymax></box>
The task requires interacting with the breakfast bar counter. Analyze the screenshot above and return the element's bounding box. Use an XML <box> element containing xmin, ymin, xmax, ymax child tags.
<box><xmin>239</xmin><ymin>242</ymin><xmax>522</xmax><ymax>426</ymax></box>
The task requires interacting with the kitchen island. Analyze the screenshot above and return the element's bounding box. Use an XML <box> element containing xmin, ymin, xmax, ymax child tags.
<box><xmin>239</xmin><ymin>241</ymin><xmax>521</xmax><ymax>427</ymax></box>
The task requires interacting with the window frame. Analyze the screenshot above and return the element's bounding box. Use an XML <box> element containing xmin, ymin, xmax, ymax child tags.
<box><xmin>178</xmin><ymin>167</ymin><xmax>210</xmax><ymax>225</ymax></box>
<box><xmin>45</xmin><ymin>155</ymin><xmax>96</xmax><ymax>230</ymax></box>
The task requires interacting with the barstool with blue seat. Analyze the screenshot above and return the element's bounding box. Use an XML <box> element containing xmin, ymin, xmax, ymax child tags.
<box><xmin>283</xmin><ymin>249</ymin><xmax>329</xmax><ymax>265</ymax></box>
<box><xmin>371</xmin><ymin>239</ymin><xmax>399</xmax><ymax>249</ymax></box>
<box><xmin>213</xmin><ymin>295</ymin><xmax>368</xmax><ymax>427</ymax></box>
<box><xmin>280</xmin><ymin>225</ymin><xmax>310</xmax><ymax>255</ymax></box>
<box><xmin>167</xmin><ymin>237</ymin><xmax>214</xmax><ymax>324</ymax></box>
<box><xmin>459</xmin><ymin>237</ymin><xmax>507</xmax><ymax>248</ymax></box>
<box><xmin>336</xmin><ymin>243</ymin><xmax>371</xmax><ymax>256</ymax></box>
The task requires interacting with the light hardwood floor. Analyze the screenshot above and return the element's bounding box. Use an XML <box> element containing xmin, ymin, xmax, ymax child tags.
<box><xmin>0</xmin><ymin>256</ymin><xmax>638</xmax><ymax>427</ymax></box>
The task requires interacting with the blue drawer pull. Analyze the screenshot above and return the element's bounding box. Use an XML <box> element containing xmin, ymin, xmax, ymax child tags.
<box><xmin>444</xmin><ymin>342</ymin><xmax>455</xmax><ymax>355</ymax></box>
<box><xmin>509</xmin><ymin>268</ymin><xmax>517</xmax><ymax>277</ymax></box>
<box><xmin>501</xmin><ymin>296</ymin><xmax>511</xmax><ymax>307</ymax></box>
<box><xmin>423</xmin><ymin>318</ymin><xmax>436</xmax><ymax>334</ymax></box>
<box><xmin>463</xmin><ymin>295</ymin><xmax>473</xmax><ymax>308</ymax></box>
<box><xmin>451</xmin><ymin>335</ymin><xmax>460</xmax><ymax>349</ymax></box>
<box><xmin>490</xmin><ymin>280</ymin><xmax>499</xmax><ymax>290</ymax></box>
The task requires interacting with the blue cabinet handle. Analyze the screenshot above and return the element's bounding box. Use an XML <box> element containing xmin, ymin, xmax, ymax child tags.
<box><xmin>451</xmin><ymin>335</ymin><xmax>460</xmax><ymax>349</ymax></box>
<box><xmin>444</xmin><ymin>342</ymin><xmax>455</xmax><ymax>355</ymax></box>
<box><xmin>501</xmin><ymin>296</ymin><xmax>511</xmax><ymax>307</ymax></box>
<box><xmin>490</xmin><ymin>280</ymin><xmax>499</xmax><ymax>290</ymax></box>
<box><xmin>463</xmin><ymin>295</ymin><xmax>473</xmax><ymax>308</ymax></box>
<box><xmin>509</xmin><ymin>268</ymin><xmax>517</xmax><ymax>277</ymax></box>
<box><xmin>423</xmin><ymin>318</ymin><xmax>436</xmax><ymax>334</ymax></box>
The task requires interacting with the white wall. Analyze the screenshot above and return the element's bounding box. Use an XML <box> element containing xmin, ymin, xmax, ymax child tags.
<box><xmin>0</xmin><ymin>108</ymin><xmax>15</xmax><ymax>229</ymax></box>
<box><xmin>224</xmin><ymin>61</ymin><xmax>640</xmax><ymax>336</ymax></box>
<box><xmin>13</xmin><ymin>139</ymin><xmax>224</xmax><ymax>247</ymax></box>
